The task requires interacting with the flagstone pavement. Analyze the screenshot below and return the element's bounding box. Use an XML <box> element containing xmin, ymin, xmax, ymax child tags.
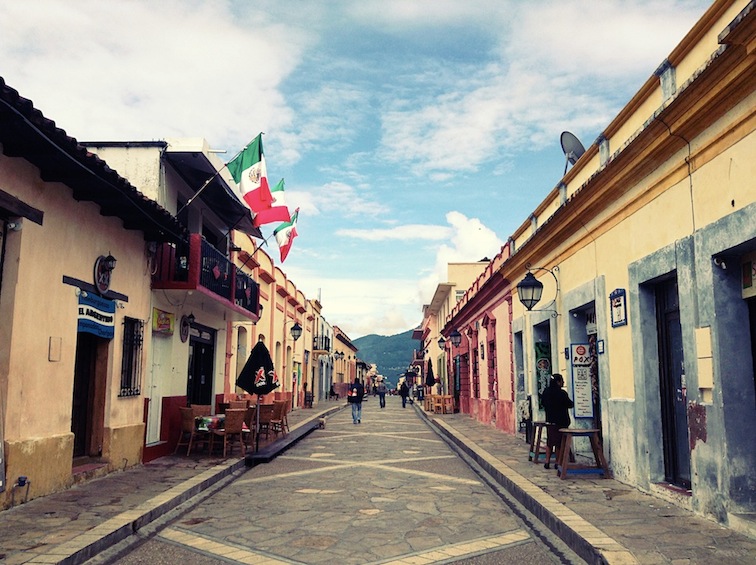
<box><xmin>0</xmin><ymin>396</ymin><xmax>753</xmax><ymax>565</ymax></box>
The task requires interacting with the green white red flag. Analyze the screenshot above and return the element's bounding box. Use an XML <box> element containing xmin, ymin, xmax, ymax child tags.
<box><xmin>253</xmin><ymin>178</ymin><xmax>291</xmax><ymax>227</ymax></box>
<box><xmin>226</xmin><ymin>134</ymin><xmax>273</xmax><ymax>216</ymax></box>
<box><xmin>273</xmin><ymin>208</ymin><xmax>299</xmax><ymax>263</ymax></box>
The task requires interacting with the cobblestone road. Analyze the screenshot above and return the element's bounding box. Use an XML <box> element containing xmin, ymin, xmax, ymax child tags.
<box><xmin>106</xmin><ymin>397</ymin><xmax>572</xmax><ymax>564</ymax></box>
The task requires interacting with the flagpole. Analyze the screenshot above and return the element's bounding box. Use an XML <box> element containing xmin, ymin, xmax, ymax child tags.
<box><xmin>175</xmin><ymin>133</ymin><xmax>263</xmax><ymax>217</ymax></box>
<box><xmin>236</xmin><ymin>232</ymin><xmax>274</xmax><ymax>273</ymax></box>
<box><xmin>176</xmin><ymin>170</ymin><xmax>221</xmax><ymax>217</ymax></box>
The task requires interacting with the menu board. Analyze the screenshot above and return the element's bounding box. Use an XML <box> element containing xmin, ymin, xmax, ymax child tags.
<box><xmin>571</xmin><ymin>344</ymin><xmax>594</xmax><ymax>418</ymax></box>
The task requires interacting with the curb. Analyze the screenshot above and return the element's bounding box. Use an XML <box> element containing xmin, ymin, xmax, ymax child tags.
<box><xmin>416</xmin><ymin>408</ymin><xmax>638</xmax><ymax>565</ymax></box>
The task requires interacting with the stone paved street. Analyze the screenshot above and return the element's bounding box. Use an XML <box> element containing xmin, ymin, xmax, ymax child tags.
<box><xmin>106</xmin><ymin>397</ymin><xmax>566</xmax><ymax>564</ymax></box>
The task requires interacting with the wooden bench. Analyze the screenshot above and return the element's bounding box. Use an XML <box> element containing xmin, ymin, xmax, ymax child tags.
<box><xmin>557</xmin><ymin>428</ymin><xmax>610</xmax><ymax>479</ymax></box>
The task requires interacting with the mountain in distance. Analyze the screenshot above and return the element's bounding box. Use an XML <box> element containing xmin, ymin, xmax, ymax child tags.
<box><xmin>353</xmin><ymin>329</ymin><xmax>415</xmax><ymax>386</ymax></box>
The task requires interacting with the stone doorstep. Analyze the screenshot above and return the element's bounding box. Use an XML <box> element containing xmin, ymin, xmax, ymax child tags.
<box><xmin>71</xmin><ymin>461</ymin><xmax>109</xmax><ymax>485</ymax></box>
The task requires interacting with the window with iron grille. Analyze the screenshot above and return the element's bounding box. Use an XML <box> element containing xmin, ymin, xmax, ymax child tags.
<box><xmin>119</xmin><ymin>317</ymin><xmax>144</xmax><ymax>397</ymax></box>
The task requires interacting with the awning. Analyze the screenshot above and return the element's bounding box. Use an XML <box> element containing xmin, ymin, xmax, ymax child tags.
<box><xmin>164</xmin><ymin>150</ymin><xmax>262</xmax><ymax>239</ymax></box>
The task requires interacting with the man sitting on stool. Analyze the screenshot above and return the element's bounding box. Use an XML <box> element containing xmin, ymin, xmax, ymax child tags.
<box><xmin>540</xmin><ymin>373</ymin><xmax>574</xmax><ymax>469</ymax></box>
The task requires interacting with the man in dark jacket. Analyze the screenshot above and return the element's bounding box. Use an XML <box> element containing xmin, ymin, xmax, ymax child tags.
<box><xmin>348</xmin><ymin>377</ymin><xmax>365</xmax><ymax>424</ymax></box>
<box><xmin>399</xmin><ymin>381</ymin><xmax>411</xmax><ymax>408</ymax></box>
<box><xmin>540</xmin><ymin>373</ymin><xmax>574</xmax><ymax>469</ymax></box>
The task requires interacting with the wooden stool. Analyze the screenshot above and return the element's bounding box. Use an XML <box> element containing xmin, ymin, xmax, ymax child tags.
<box><xmin>557</xmin><ymin>428</ymin><xmax>610</xmax><ymax>479</ymax></box>
<box><xmin>529</xmin><ymin>421</ymin><xmax>556</xmax><ymax>463</ymax></box>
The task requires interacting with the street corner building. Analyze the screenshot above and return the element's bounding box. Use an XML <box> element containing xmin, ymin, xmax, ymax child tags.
<box><xmin>421</xmin><ymin>0</ymin><xmax>756</xmax><ymax>532</ymax></box>
<box><xmin>0</xmin><ymin>77</ymin><xmax>187</xmax><ymax>503</ymax></box>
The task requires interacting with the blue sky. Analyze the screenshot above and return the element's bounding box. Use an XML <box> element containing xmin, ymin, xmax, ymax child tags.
<box><xmin>0</xmin><ymin>0</ymin><xmax>711</xmax><ymax>338</ymax></box>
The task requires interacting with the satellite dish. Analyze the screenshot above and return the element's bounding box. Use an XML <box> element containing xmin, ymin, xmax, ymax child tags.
<box><xmin>560</xmin><ymin>131</ymin><xmax>586</xmax><ymax>175</ymax></box>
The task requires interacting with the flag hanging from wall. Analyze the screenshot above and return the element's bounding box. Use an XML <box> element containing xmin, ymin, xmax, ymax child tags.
<box><xmin>273</xmin><ymin>208</ymin><xmax>299</xmax><ymax>263</ymax></box>
<box><xmin>253</xmin><ymin>178</ymin><xmax>291</xmax><ymax>227</ymax></box>
<box><xmin>226</xmin><ymin>133</ymin><xmax>273</xmax><ymax>216</ymax></box>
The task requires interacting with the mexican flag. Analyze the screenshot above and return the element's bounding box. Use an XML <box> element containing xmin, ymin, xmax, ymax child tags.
<box><xmin>273</xmin><ymin>208</ymin><xmax>299</xmax><ymax>263</ymax></box>
<box><xmin>226</xmin><ymin>134</ymin><xmax>273</xmax><ymax>215</ymax></box>
<box><xmin>253</xmin><ymin>178</ymin><xmax>291</xmax><ymax>227</ymax></box>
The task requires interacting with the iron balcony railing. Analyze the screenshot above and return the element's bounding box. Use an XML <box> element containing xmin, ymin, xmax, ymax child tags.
<box><xmin>313</xmin><ymin>335</ymin><xmax>331</xmax><ymax>352</ymax></box>
<box><xmin>152</xmin><ymin>234</ymin><xmax>259</xmax><ymax>318</ymax></box>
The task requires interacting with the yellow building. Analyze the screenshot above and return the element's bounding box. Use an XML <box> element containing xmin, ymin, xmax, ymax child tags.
<box><xmin>441</xmin><ymin>0</ymin><xmax>755</xmax><ymax>528</ymax></box>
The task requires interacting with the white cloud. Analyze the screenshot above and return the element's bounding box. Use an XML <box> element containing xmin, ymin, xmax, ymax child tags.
<box><xmin>336</xmin><ymin>224</ymin><xmax>452</xmax><ymax>242</ymax></box>
<box><xmin>376</xmin><ymin>0</ymin><xmax>708</xmax><ymax>180</ymax></box>
<box><xmin>0</xmin><ymin>0</ymin><xmax>308</xmax><ymax>148</ymax></box>
<box><xmin>417</xmin><ymin>212</ymin><xmax>504</xmax><ymax>303</ymax></box>
<box><xmin>287</xmin><ymin>211</ymin><xmax>503</xmax><ymax>338</ymax></box>
<box><xmin>296</xmin><ymin>181</ymin><xmax>390</xmax><ymax>218</ymax></box>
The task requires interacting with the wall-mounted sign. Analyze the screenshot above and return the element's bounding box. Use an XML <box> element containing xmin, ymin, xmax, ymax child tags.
<box><xmin>570</xmin><ymin>343</ymin><xmax>594</xmax><ymax>418</ymax></box>
<box><xmin>152</xmin><ymin>308</ymin><xmax>174</xmax><ymax>335</ymax></box>
<box><xmin>78</xmin><ymin>292</ymin><xmax>115</xmax><ymax>339</ymax></box>
<box><xmin>609</xmin><ymin>288</ymin><xmax>627</xmax><ymax>327</ymax></box>
<box><xmin>93</xmin><ymin>254</ymin><xmax>117</xmax><ymax>295</ymax></box>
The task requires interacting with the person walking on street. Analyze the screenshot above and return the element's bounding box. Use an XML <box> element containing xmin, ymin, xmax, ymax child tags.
<box><xmin>348</xmin><ymin>377</ymin><xmax>365</xmax><ymax>424</ymax></box>
<box><xmin>540</xmin><ymin>373</ymin><xmax>574</xmax><ymax>469</ymax></box>
<box><xmin>399</xmin><ymin>381</ymin><xmax>411</xmax><ymax>408</ymax></box>
<box><xmin>376</xmin><ymin>378</ymin><xmax>387</xmax><ymax>408</ymax></box>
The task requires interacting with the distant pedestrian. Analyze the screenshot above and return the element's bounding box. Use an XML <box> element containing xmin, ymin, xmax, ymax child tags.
<box><xmin>376</xmin><ymin>379</ymin><xmax>387</xmax><ymax>408</ymax></box>
<box><xmin>348</xmin><ymin>377</ymin><xmax>365</xmax><ymax>424</ymax></box>
<box><xmin>399</xmin><ymin>381</ymin><xmax>411</xmax><ymax>408</ymax></box>
<box><xmin>540</xmin><ymin>373</ymin><xmax>574</xmax><ymax>469</ymax></box>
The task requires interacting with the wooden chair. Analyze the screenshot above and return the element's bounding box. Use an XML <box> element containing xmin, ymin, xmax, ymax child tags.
<box><xmin>209</xmin><ymin>408</ymin><xmax>246</xmax><ymax>458</ymax></box>
<box><xmin>174</xmin><ymin>406</ymin><xmax>209</xmax><ymax>455</ymax></box>
<box><xmin>191</xmin><ymin>404</ymin><xmax>212</xmax><ymax>418</ymax></box>
<box><xmin>257</xmin><ymin>404</ymin><xmax>275</xmax><ymax>439</ymax></box>
<box><xmin>242</xmin><ymin>405</ymin><xmax>257</xmax><ymax>450</ymax></box>
<box><xmin>432</xmin><ymin>395</ymin><xmax>444</xmax><ymax>414</ymax></box>
<box><xmin>442</xmin><ymin>395</ymin><xmax>454</xmax><ymax>414</ymax></box>
<box><xmin>229</xmin><ymin>400</ymin><xmax>248</xmax><ymax>410</ymax></box>
<box><xmin>270</xmin><ymin>400</ymin><xmax>290</xmax><ymax>437</ymax></box>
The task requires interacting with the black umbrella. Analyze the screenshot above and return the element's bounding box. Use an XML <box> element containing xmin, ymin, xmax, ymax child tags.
<box><xmin>425</xmin><ymin>360</ymin><xmax>435</xmax><ymax>388</ymax></box>
<box><xmin>236</xmin><ymin>340</ymin><xmax>280</xmax><ymax>452</ymax></box>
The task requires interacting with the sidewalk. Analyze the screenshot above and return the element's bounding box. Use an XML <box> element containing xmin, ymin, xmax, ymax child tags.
<box><xmin>1</xmin><ymin>401</ymin><xmax>754</xmax><ymax>565</ymax></box>
<box><xmin>0</xmin><ymin>403</ymin><xmax>342</xmax><ymax>565</ymax></box>
<box><xmin>419</xmin><ymin>409</ymin><xmax>756</xmax><ymax>565</ymax></box>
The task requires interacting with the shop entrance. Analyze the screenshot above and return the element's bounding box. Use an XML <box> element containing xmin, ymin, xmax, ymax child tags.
<box><xmin>655</xmin><ymin>277</ymin><xmax>691</xmax><ymax>489</ymax></box>
<box><xmin>72</xmin><ymin>332</ymin><xmax>107</xmax><ymax>459</ymax></box>
<box><xmin>187</xmin><ymin>325</ymin><xmax>216</xmax><ymax>406</ymax></box>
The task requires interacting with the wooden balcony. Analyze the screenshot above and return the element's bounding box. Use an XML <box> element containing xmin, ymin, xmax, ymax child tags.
<box><xmin>152</xmin><ymin>234</ymin><xmax>260</xmax><ymax>321</ymax></box>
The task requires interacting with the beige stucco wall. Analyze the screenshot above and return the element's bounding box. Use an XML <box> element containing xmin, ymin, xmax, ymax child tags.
<box><xmin>0</xmin><ymin>149</ymin><xmax>154</xmax><ymax>506</ymax></box>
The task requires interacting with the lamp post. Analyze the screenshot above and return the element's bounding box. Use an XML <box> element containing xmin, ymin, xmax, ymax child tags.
<box><xmin>290</xmin><ymin>322</ymin><xmax>302</xmax><ymax>341</ymax></box>
<box><xmin>449</xmin><ymin>330</ymin><xmax>462</xmax><ymax>347</ymax></box>
<box><xmin>516</xmin><ymin>265</ymin><xmax>560</xmax><ymax>315</ymax></box>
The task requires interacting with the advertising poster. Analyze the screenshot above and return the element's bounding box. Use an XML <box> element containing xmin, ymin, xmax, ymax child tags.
<box><xmin>535</xmin><ymin>342</ymin><xmax>551</xmax><ymax>408</ymax></box>
<box><xmin>571</xmin><ymin>343</ymin><xmax>594</xmax><ymax>418</ymax></box>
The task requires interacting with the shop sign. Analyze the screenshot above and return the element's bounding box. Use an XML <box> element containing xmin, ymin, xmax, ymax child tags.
<box><xmin>152</xmin><ymin>308</ymin><xmax>174</xmax><ymax>335</ymax></box>
<box><xmin>78</xmin><ymin>292</ymin><xmax>115</xmax><ymax>339</ymax></box>
<box><xmin>570</xmin><ymin>343</ymin><xmax>594</xmax><ymax>418</ymax></box>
